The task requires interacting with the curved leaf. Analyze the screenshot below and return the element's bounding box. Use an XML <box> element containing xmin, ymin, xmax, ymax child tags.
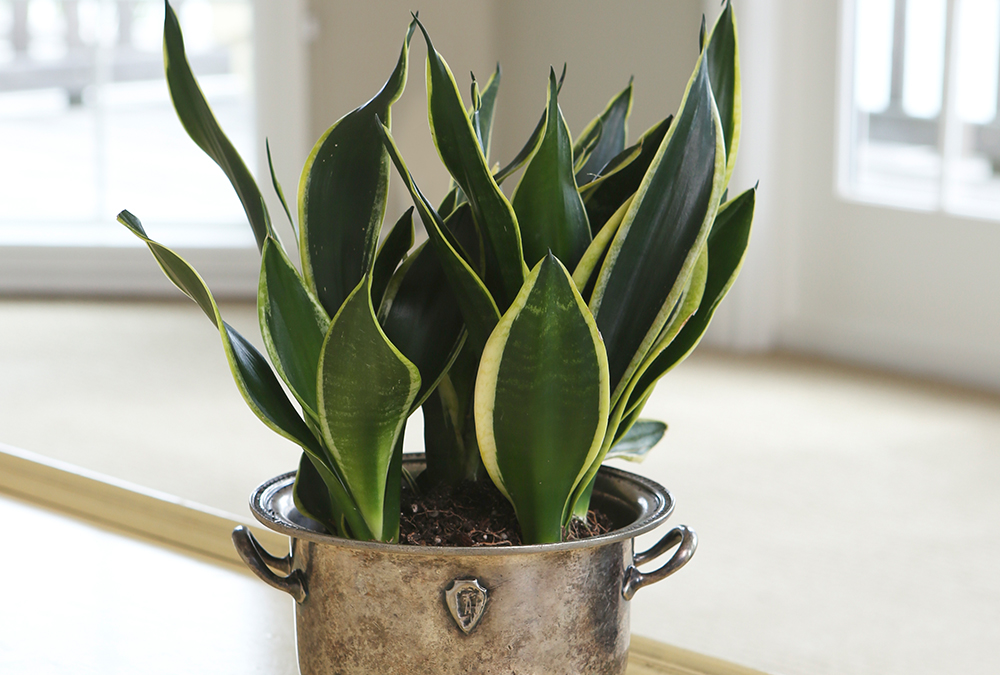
<box><xmin>417</xmin><ymin>19</ymin><xmax>526</xmax><ymax>308</ymax></box>
<box><xmin>298</xmin><ymin>20</ymin><xmax>416</xmax><ymax>317</ymax></box>
<box><xmin>512</xmin><ymin>69</ymin><xmax>592</xmax><ymax>269</ymax></box>
<box><xmin>476</xmin><ymin>64</ymin><xmax>502</xmax><ymax>161</ymax></box>
<box><xmin>379</xmin><ymin>123</ymin><xmax>501</xmax><ymax>354</ymax></box>
<box><xmin>572</xmin><ymin>195</ymin><xmax>633</xmax><ymax>293</ymax></box>
<box><xmin>574</xmin><ymin>79</ymin><xmax>634</xmax><ymax>186</ymax></box>
<box><xmin>266</xmin><ymin>139</ymin><xmax>295</xmax><ymax>234</ymax></box>
<box><xmin>475</xmin><ymin>254</ymin><xmax>610</xmax><ymax>544</ymax></box>
<box><xmin>317</xmin><ymin>275</ymin><xmax>421</xmax><ymax>541</ymax></box>
<box><xmin>590</xmin><ymin>51</ymin><xmax>726</xmax><ymax>408</ymax></box>
<box><xmin>163</xmin><ymin>0</ymin><xmax>271</xmax><ymax>251</ymax></box>
<box><xmin>258</xmin><ymin>238</ymin><xmax>330</xmax><ymax>420</ymax></box>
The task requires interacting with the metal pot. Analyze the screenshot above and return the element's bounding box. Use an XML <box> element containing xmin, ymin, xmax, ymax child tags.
<box><xmin>233</xmin><ymin>457</ymin><xmax>695</xmax><ymax>675</ymax></box>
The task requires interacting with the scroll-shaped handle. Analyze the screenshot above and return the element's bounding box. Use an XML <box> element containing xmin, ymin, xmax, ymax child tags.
<box><xmin>621</xmin><ymin>525</ymin><xmax>697</xmax><ymax>600</ymax></box>
<box><xmin>232</xmin><ymin>525</ymin><xmax>307</xmax><ymax>603</ymax></box>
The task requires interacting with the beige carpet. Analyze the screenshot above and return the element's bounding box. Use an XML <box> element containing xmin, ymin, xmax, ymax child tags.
<box><xmin>1</xmin><ymin>299</ymin><xmax>998</xmax><ymax>675</ymax></box>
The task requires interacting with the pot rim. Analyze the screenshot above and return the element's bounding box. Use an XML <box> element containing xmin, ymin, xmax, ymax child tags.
<box><xmin>249</xmin><ymin>455</ymin><xmax>674</xmax><ymax>556</ymax></box>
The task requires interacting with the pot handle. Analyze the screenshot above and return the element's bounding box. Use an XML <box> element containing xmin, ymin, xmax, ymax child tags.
<box><xmin>232</xmin><ymin>525</ymin><xmax>307</xmax><ymax>603</ymax></box>
<box><xmin>621</xmin><ymin>525</ymin><xmax>697</xmax><ymax>600</ymax></box>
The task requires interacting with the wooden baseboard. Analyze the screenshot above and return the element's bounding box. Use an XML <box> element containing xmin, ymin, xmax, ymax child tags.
<box><xmin>628</xmin><ymin>636</ymin><xmax>769</xmax><ymax>675</ymax></box>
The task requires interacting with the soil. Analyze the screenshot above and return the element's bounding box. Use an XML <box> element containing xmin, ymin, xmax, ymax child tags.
<box><xmin>398</xmin><ymin>479</ymin><xmax>613</xmax><ymax>547</ymax></box>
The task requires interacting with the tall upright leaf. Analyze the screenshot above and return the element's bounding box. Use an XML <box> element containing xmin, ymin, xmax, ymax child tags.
<box><xmin>317</xmin><ymin>275</ymin><xmax>421</xmax><ymax>540</ymax></box>
<box><xmin>512</xmin><ymin>69</ymin><xmax>591</xmax><ymax>269</ymax></box>
<box><xmin>162</xmin><ymin>0</ymin><xmax>272</xmax><ymax>251</ymax></box>
<box><xmin>574</xmin><ymin>79</ymin><xmax>633</xmax><ymax>185</ymax></box>
<box><xmin>417</xmin><ymin>19</ymin><xmax>526</xmax><ymax>308</ymax></box>
<box><xmin>705</xmin><ymin>1</ymin><xmax>742</xmax><ymax>184</ymax></box>
<box><xmin>299</xmin><ymin>20</ymin><xmax>415</xmax><ymax>317</ymax></box>
<box><xmin>590</xmin><ymin>51</ymin><xmax>726</xmax><ymax>406</ymax></box>
<box><xmin>475</xmin><ymin>254</ymin><xmax>609</xmax><ymax>544</ymax></box>
<box><xmin>625</xmin><ymin>187</ymin><xmax>755</xmax><ymax>414</ymax></box>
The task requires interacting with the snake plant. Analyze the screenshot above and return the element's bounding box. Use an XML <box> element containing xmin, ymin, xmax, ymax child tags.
<box><xmin>120</xmin><ymin>0</ymin><xmax>753</xmax><ymax>545</ymax></box>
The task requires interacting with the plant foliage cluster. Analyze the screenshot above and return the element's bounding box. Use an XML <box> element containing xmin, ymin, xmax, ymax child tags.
<box><xmin>120</xmin><ymin>0</ymin><xmax>754</xmax><ymax>544</ymax></box>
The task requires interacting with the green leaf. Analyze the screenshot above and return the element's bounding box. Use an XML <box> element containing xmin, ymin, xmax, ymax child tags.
<box><xmin>162</xmin><ymin>0</ymin><xmax>272</xmax><ymax>252</ymax></box>
<box><xmin>298</xmin><ymin>19</ymin><xmax>416</xmax><ymax>317</ymax></box>
<box><xmin>574</xmin><ymin>79</ymin><xmax>633</xmax><ymax>186</ymax></box>
<box><xmin>266</xmin><ymin>139</ymin><xmax>295</xmax><ymax>234</ymax></box>
<box><xmin>317</xmin><ymin>275</ymin><xmax>421</xmax><ymax>541</ymax></box>
<box><xmin>590</xmin><ymin>50</ymin><xmax>726</xmax><ymax>408</ymax></box>
<box><xmin>379</xmin><ymin>238</ymin><xmax>466</xmax><ymax>411</ymax></box>
<box><xmin>580</xmin><ymin>116</ymin><xmax>672</xmax><ymax>235</ymax></box>
<box><xmin>258</xmin><ymin>238</ymin><xmax>330</xmax><ymax>420</ymax></box>
<box><xmin>493</xmin><ymin>64</ymin><xmax>566</xmax><ymax>186</ymax></box>
<box><xmin>607</xmin><ymin>419</ymin><xmax>666</xmax><ymax>462</ymax></box>
<box><xmin>475</xmin><ymin>254</ymin><xmax>610</xmax><ymax>544</ymax></box>
<box><xmin>293</xmin><ymin>452</ymin><xmax>341</xmax><ymax>533</ymax></box>
<box><xmin>372</xmin><ymin>208</ymin><xmax>415</xmax><ymax>309</ymax></box>
<box><xmin>476</xmin><ymin>64</ymin><xmax>502</xmax><ymax>161</ymax></box>
<box><xmin>118</xmin><ymin>211</ymin><xmax>316</xmax><ymax>453</ymax></box>
<box><xmin>625</xmin><ymin>187</ymin><xmax>755</xmax><ymax>413</ymax></box>
<box><xmin>378</xmin><ymin>122</ymin><xmax>501</xmax><ymax>354</ymax></box>
<box><xmin>512</xmin><ymin>69</ymin><xmax>592</xmax><ymax>269</ymax></box>
<box><xmin>417</xmin><ymin>19</ymin><xmax>526</xmax><ymax>308</ymax></box>
<box><xmin>705</xmin><ymin>1</ymin><xmax>741</xmax><ymax>185</ymax></box>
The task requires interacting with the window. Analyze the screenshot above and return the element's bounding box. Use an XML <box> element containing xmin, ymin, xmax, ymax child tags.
<box><xmin>839</xmin><ymin>0</ymin><xmax>1000</xmax><ymax>219</ymax></box>
<box><xmin>0</xmin><ymin>0</ymin><xmax>307</xmax><ymax>295</ymax></box>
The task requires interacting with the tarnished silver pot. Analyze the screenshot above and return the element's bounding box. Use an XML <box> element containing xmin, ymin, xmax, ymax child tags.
<box><xmin>232</xmin><ymin>457</ymin><xmax>696</xmax><ymax>675</ymax></box>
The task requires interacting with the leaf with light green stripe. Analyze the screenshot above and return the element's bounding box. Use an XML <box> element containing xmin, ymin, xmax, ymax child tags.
<box><xmin>475</xmin><ymin>254</ymin><xmax>609</xmax><ymax>544</ymax></box>
<box><xmin>572</xmin><ymin>195</ymin><xmax>633</xmax><ymax>294</ymax></box>
<box><xmin>298</xmin><ymin>20</ymin><xmax>415</xmax><ymax>317</ymax></box>
<box><xmin>417</xmin><ymin>19</ymin><xmax>526</xmax><ymax>308</ymax></box>
<box><xmin>512</xmin><ymin>69</ymin><xmax>591</xmax><ymax>269</ymax></box>
<box><xmin>379</xmin><ymin>122</ymin><xmax>501</xmax><ymax>354</ymax></box>
<box><xmin>705</xmin><ymin>1</ymin><xmax>742</xmax><ymax>185</ymax></box>
<box><xmin>266</xmin><ymin>140</ymin><xmax>295</xmax><ymax>234</ymax></box>
<box><xmin>624</xmin><ymin>187</ymin><xmax>755</xmax><ymax>415</ymax></box>
<box><xmin>574</xmin><ymin>79</ymin><xmax>633</xmax><ymax>186</ymax></box>
<box><xmin>493</xmin><ymin>65</ymin><xmax>566</xmax><ymax>187</ymax></box>
<box><xmin>590</xmin><ymin>50</ymin><xmax>726</xmax><ymax>408</ymax></box>
<box><xmin>317</xmin><ymin>275</ymin><xmax>421</xmax><ymax>541</ymax></box>
<box><xmin>163</xmin><ymin>0</ymin><xmax>272</xmax><ymax>252</ymax></box>
<box><xmin>473</xmin><ymin>64</ymin><xmax>502</xmax><ymax>160</ymax></box>
<box><xmin>258</xmin><ymin>238</ymin><xmax>330</xmax><ymax>421</ymax></box>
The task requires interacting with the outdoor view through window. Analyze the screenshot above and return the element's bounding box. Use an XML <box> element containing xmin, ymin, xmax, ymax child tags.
<box><xmin>0</xmin><ymin>0</ymin><xmax>255</xmax><ymax>247</ymax></box>
<box><xmin>843</xmin><ymin>0</ymin><xmax>1000</xmax><ymax>220</ymax></box>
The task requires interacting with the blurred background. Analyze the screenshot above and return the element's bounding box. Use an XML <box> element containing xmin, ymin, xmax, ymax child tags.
<box><xmin>1</xmin><ymin>1</ymin><xmax>998</xmax><ymax>674</ymax></box>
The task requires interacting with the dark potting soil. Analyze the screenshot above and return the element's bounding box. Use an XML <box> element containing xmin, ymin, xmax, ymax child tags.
<box><xmin>398</xmin><ymin>479</ymin><xmax>613</xmax><ymax>547</ymax></box>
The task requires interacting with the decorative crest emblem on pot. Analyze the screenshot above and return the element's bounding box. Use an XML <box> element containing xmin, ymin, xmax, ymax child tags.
<box><xmin>444</xmin><ymin>578</ymin><xmax>489</xmax><ymax>634</ymax></box>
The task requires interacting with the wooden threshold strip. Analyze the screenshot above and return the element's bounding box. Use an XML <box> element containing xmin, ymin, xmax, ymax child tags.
<box><xmin>0</xmin><ymin>442</ymin><xmax>286</xmax><ymax>568</ymax></box>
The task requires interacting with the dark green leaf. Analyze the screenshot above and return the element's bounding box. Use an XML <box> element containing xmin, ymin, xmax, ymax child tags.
<box><xmin>299</xmin><ymin>20</ymin><xmax>415</xmax><ymax>317</ymax></box>
<box><xmin>266</xmin><ymin>139</ymin><xmax>295</xmax><ymax>234</ymax></box>
<box><xmin>475</xmin><ymin>254</ymin><xmax>609</xmax><ymax>544</ymax></box>
<box><xmin>625</xmin><ymin>188</ymin><xmax>754</xmax><ymax>413</ymax></box>
<box><xmin>705</xmin><ymin>1</ymin><xmax>741</xmax><ymax>183</ymax></box>
<box><xmin>580</xmin><ymin>116</ymin><xmax>672</xmax><ymax>235</ymax></box>
<box><xmin>372</xmin><ymin>208</ymin><xmax>415</xmax><ymax>309</ymax></box>
<box><xmin>162</xmin><ymin>0</ymin><xmax>272</xmax><ymax>251</ymax></box>
<box><xmin>574</xmin><ymin>79</ymin><xmax>633</xmax><ymax>186</ymax></box>
<box><xmin>476</xmin><ymin>64</ymin><xmax>502</xmax><ymax>160</ymax></box>
<box><xmin>379</xmin><ymin>122</ymin><xmax>501</xmax><ymax>354</ymax></box>
<box><xmin>607</xmin><ymin>419</ymin><xmax>666</xmax><ymax>461</ymax></box>
<box><xmin>417</xmin><ymin>19</ymin><xmax>526</xmax><ymax>307</ymax></box>
<box><xmin>493</xmin><ymin>64</ymin><xmax>566</xmax><ymax>186</ymax></box>
<box><xmin>512</xmin><ymin>69</ymin><xmax>592</xmax><ymax>269</ymax></box>
<box><xmin>590</xmin><ymin>52</ymin><xmax>725</xmax><ymax>407</ymax></box>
